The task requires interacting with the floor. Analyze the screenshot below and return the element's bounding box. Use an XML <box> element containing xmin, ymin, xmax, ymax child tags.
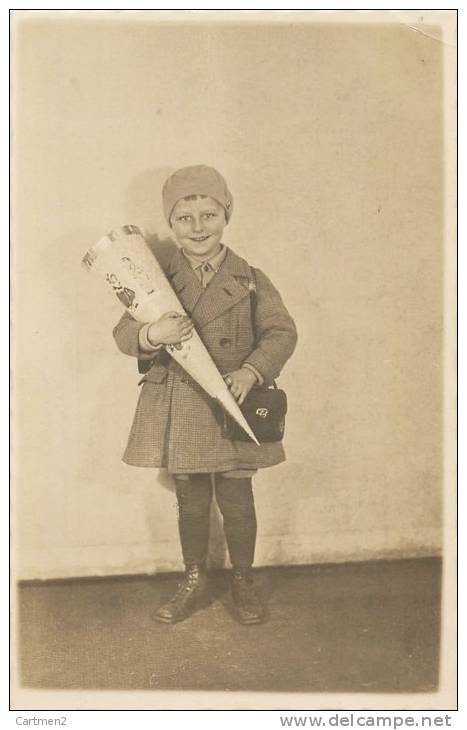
<box><xmin>17</xmin><ymin>557</ymin><xmax>441</xmax><ymax>693</ymax></box>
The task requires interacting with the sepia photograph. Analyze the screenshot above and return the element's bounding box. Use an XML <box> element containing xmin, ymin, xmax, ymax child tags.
<box><xmin>10</xmin><ymin>9</ymin><xmax>457</xmax><ymax>711</ymax></box>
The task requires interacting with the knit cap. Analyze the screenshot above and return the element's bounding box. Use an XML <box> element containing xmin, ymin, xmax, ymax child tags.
<box><xmin>162</xmin><ymin>165</ymin><xmax>234</xmax><ymax>225</ymax></box>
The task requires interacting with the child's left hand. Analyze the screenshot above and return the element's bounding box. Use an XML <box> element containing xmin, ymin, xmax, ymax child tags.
<box><xmin>223</xmin><ymin>368</ymin><xmax>257</xmax><ymax>405</ymax></box>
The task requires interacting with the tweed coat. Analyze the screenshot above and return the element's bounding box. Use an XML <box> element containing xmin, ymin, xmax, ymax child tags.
<box><xmin>113</xmin><ymin>246</ymin><xmax>297</xmax><ymax>473</ymax></box>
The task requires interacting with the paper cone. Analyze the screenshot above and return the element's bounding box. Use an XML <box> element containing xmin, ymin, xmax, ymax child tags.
<box><xmin>82</xmin><ymin>225</ymin><xmax>259</xmax><ymax>445</ymax></box>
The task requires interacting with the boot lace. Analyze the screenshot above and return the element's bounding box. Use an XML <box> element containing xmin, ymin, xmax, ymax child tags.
<box><xmin>168</xmin><ymin>570</ymin><xmax>201</xmax><ymax>604</ymax></box>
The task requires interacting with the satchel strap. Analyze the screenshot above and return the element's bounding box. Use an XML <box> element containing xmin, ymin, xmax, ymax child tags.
<box><xmin>249</xmin><ymin>266</ymin><xmax>258</xmax><ymax>336</ymax></box>
<box><xmin>248</xmin><ymin>267</ymin><xmax>278</xmax><ymax>389</ymax></box>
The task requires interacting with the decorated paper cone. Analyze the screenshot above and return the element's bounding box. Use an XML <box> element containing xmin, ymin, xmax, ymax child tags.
<box><xmin>82</xmin><ymin>225</ymin><xmax>259</xmax><ymax>445</ymax></box>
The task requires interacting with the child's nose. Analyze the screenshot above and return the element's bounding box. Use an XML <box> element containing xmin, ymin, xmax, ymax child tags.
<box><xmin>192</xmin><ymin>217</ymin><xmax>204</xmax><ymax>232</ymax></box>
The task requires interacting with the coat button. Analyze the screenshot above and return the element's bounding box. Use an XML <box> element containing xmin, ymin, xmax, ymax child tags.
<box><xmin>220</xmin><ymin>337</ymin><xmax>231</xmax><ymax>347</ymax></box>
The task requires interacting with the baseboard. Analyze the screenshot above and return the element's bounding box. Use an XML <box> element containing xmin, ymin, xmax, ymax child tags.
<box><xmin>15</xmin><ymin>526</ymin><xmax>442</xmax><ymax>581</ymax></box>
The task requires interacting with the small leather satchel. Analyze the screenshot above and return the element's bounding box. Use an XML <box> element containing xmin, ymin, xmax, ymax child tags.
<box><xmin>223</xmin><ymin>383</ymin><xmax>288</xmax><ymax>443</ymax></box>
<box><xmin>224</xmin><ymin>267</ymin><xmax>288</xmax><ymax>443</ymax></box>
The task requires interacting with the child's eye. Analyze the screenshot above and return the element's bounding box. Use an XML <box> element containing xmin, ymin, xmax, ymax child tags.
<box><xmin>177</xmin><ymin>215</ymin><xmax>191</xmax><ymax>222</ymax></box>
<box><xmin>203</xmin><ymin>213</ymin><xmax>217</xmax><ymax>219</ymax></box>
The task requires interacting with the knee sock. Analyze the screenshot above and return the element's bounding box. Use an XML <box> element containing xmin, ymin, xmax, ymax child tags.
<box><xmin>214</xmin><ymin>476</ymin><xmax>257</xmax><ymax>569</ymax></box>
<box><xmin>175</xmin><ymin>474</ymin><xmax>213</xmax><ymax>566</ymax></box>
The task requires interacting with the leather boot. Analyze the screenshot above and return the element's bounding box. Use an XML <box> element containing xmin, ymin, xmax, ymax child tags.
<box><xmin>153</xmin><ymin>565</ymin><xmax>208</xmax><ymax>624</ymax></box>
<box><xmin>231</xmin><ymin>569</ymin><xmax>265</xmax><ymax>625</ymax></box>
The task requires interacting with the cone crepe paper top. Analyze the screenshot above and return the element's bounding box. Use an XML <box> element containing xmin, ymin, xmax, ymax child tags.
<box><xmin>82</xmin><ymin>225</ymin><xmax>259</xmax><ymax>445</ymax></box>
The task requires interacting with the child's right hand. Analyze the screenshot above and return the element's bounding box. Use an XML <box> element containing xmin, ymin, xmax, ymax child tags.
<box><xmin>147</xmin><ymin>312</ymin><xmax>194</xmax><ymax>346</ymax></box>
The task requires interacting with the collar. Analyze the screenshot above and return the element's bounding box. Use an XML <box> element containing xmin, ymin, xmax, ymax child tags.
<box><xmin>166</xmin><ymin>245</ymin><xmax>253</xmax><ymax>327</ymax></box>
<box><xmin>181</xmin><ymin>245</ymin><xmax>227</xmax><ymax>272</ymax></box>
<box><xmin>167</xmin><ymin>245</ymin><xmax>251</xmax><ymax>281</ymax></box>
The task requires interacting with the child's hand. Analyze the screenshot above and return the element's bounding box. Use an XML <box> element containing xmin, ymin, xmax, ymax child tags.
<box><xmin>147</xmin><ymin>312</ymin><xmax>194</xmax><ymax>346</ymax></box>
<box><xmin>223</xmin><ymin>368</ymin><xmax>257</xmax><ymax>405</ymax></box>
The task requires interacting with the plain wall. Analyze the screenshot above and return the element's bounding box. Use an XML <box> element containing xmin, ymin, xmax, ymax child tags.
<box><xmin>12</xmin><ymin>15</ymin><xmax>444</xmax><ymax>580</ymax></box>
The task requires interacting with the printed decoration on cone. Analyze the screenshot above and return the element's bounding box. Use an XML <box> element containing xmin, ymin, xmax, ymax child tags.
<box><xmin>82</xmin><ymin>225</ymin><xmax>259</xmax><ymax>444</ymax></box>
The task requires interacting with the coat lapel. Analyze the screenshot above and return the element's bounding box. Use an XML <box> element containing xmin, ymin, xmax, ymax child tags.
<box><xmin>166</xmin><ymin>250</ymin><xmax>204</xmax><ymax>315</ymax></box>
<box><xmin>166</xmin><ymin>246</ymin><xmax>252</xmax><ymax>327</ymax></box>
<box><xmin>192</xmin><ymin>248</ymin><xmax>251</xmax><ymax>327</ymax></box>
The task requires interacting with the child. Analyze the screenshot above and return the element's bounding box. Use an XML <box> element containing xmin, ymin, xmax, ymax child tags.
<box><xmin>113</xmin><ymin>165</ymin><xmax>297</xmax><ymax>624</ymax></box>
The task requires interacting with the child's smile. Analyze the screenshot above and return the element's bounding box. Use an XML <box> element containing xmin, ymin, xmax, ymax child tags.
<box><xmin>170</xmin><ymin>196</ymin><xmax>226</xmax><ymax>260</ymax></box>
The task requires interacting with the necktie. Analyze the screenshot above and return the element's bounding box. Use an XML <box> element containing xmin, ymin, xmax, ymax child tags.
<box><xmin>198</xmin><ymin>262</ymin><xmax>213</xmax><ymax>288</ymax></box>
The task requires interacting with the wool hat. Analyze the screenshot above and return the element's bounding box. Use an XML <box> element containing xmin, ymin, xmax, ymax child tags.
<box><xmin>162</xmin><ymin>165</ymin><xmax>234</xmax><ymax>225</ymax></box>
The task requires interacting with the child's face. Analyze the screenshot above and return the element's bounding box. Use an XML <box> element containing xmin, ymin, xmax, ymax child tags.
<box><xmin>170</xmin><ymin>195</ymin><xmax>226</xmax><ymax>259</ymax></box>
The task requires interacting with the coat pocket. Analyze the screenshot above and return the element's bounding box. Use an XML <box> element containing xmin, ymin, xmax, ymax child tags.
<box><xmin>138</xmin><ymin>364</ymin><xmax>169</xmax><ymax>385</ymax></box>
